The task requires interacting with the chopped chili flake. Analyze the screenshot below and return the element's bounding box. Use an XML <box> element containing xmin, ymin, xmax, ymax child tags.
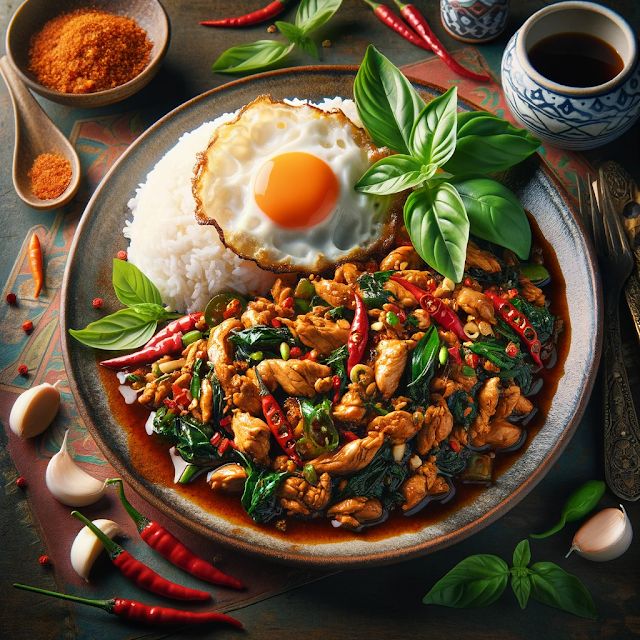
<box><xmin>38</xmin><ymin>555</ymin><xmax>51</xmax><ymax>566</ymax></box>
<box><xmin>16</xmin><ymin>476</ymin><xmax>27</xmax><ymax>488</ymax></box>
<box><xmin>218</xmin><ymin>438</ymin><xmax>231</xmax><ymax>455</ymax></box>
<box><xmin>6</xmin><ymin>292</ymin><xmax>17</xmax><ymax>305</ymax></box>
<box><xmin>289</xmin><ymin>346</ymin><xmax>302</xmax><ymax>359</ymax></box>
<box><xmin>271</xmin><ymin>318</ymin><xmax>282</xmax><ymax>328</ymax></box>
<box><xmin>282</xmin><ymin>296</ymin><xmax>294</xmax><ymax>309</ymax></box>
<box><xmin>449</xmin><ymin>439</ymin><xmax>461</xmax><ymax>453</ymax></box>
<box><xmin>465</xmin><ymin>352</ymin><xmax>479</xmax><ymax>369</ymax></box>
<box><xmin>342</xmin><ymin>430</ymin><xmax>358</xmax><ymax>442</ymax></box>
<box><xmin>17</xmin><ymin>364</ymin><xmax>29</xmax><ymax>376</ymax></box>
<box><xmin>22</xmin><ymin>320</ymin><xmax>34</xmax><ymax>333</ymax></box>
<box><xmin>92</xmin><ymin>297</ymin><xmax>104</xmax><ymax>309</ymax></box>
<box><xmin>463</xmin><ymin>277</ymin><xmax>473</xmax><ymax>287</ymax></box>
<box><xmin>210</xmin><ymin>432</ymin><xmax>222</xmax><ymax>446</ymax></box>
<box><xmin>505</xmin><ymin>342</ymin><xmax>519</xmax><ymax>358</ymax></box>
<box><xmin>116</xmin><ymin>250</ymin><xmax>128</xmax><ymax>260</ymax></box>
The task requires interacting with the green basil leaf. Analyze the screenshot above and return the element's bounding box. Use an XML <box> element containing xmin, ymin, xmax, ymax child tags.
<box><xmin>297</xmin><ymin>35</ymin><xmax>319</xmax><ymax>59</ymax></box>
<box><xmin>404</xmin><ymin>183</ymin><xmax>469</xmax><ymax>282</ymax></box>
<box><xmin>410</xmin><ymin>86</ymin><xmax>458</xmax><ymax>166</ymax></box>
<box><xmin>112</xmin><ymin>259</ymin><xmax>162</xmax><ymax>307</ymax></box>
<box><xmin>423</xmin><ymin>554</ymin><xmax>509</xmax><ymax>608</ymax></box>
<box><xmin>69</xmin><ymin>308</ymin><xmax>158</xmax><ymax>350</ymax></box>
<box><xmin>295</xmin><ymin>0</ymin><xmax>343</xmax><ymax>34</ymax></box>
<box><xmin>354</xmin><ymin>45</ymin><xmax>425</xmax><ymax>154</ymax></box>
<box><xmin>511</xmin><ymin>569</ymin><xmax>532</xmax><ymax>610</ymax></box>
<box><xmin>407</xmin><ymin>325</ymin><xmax>440</xmax><ymax>402</ymax></box>
<box><xmin>512</xmin><ymin>539</ymin><xmax>531</xmax><ymax>568</ymax></box>
<box><xmin>452</xmin><ymin>177</ymin><xmax>531</xmax><ymax>260</ymax></box>
<box><xmin>355</xmin><ymin>154</ymin><xmax>425</xmax><ymax>195</ymax></box>
<box><xmin>129</xmin><ymin>302</ymin><xmax>167</xmax><ymax>319</ymax></box>
<box><xmin>275</xmin><ymin>20</ymin><xmax>304</xmax><ymax>42</ymax></box>
<box><xmin>443</xmin><ymin>112</ymin><xmax>540</xmax><ymax>175</ymax></box>
<box><xmin>530</xmin><ymin>562</ymin><xmax>597</xmax><ymax>619</ymax></box>
<box><xmin>212</xmin><ymin>40</ymin><xmax>294</xmax><ymax>75</ymax></box>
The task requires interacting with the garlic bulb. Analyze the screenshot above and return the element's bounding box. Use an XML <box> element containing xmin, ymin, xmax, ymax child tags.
<box><xmin>45</xmin><ymin>430</ymin><xmax>105</xmax><ymax>506</ymax></box>
<box><xmin>70</xmin><ymin>518</ymin><xmax>123</xmax><ymax>581</ymax></box>
<box><xmin>567</xmin><ymin>505</ymin><xmax>633</xmax><ymax>561</ymax></box>
<box><xmin>9</xmin><ymin>381</ymin><xmax>61</xmax><ymax>438</ymax></box>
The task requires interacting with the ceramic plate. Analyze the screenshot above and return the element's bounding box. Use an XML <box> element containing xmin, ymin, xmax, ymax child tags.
<box><xmin>61</xmin><ymin>67</ymin><xmax>602</xmax><ymax>567</ymax></box>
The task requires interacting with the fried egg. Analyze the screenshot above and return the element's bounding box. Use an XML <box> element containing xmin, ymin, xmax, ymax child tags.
<box><xmin>193</xmin><ymin>96</ymin><xmax>399</xmax><ymax>272</ymax></box>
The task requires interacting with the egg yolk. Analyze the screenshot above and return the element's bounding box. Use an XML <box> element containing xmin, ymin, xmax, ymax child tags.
<box><xmin>254</xmin><ymin>151</ymin><xmax>339</xmax><ymax>229</ymax></box>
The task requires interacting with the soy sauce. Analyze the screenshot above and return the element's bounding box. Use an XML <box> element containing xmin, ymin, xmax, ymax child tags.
<box><xmin>528</xmin><ymin>32</ymin><xmax>623</xmax><ymax>87</ymax></box>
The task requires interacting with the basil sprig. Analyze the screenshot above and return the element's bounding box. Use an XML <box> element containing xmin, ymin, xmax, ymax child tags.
<box><xmin>423</xmin><ymin>540</ymin><xmax>596</xmax><ymax>619</ymax></box>
<box><xmin>69</xmin><ymin>259</ymin><xmax>178</xmax><ymax>350</ymax></box>
<box><xmin>354</xmin><ymin>46</ymin><xmax>540</xmax><ymax>282</ymax></box>
<box><xmin>212</xmin><ymin>0</ymin><xmax>342</xmax><ymax>75</ymax></box>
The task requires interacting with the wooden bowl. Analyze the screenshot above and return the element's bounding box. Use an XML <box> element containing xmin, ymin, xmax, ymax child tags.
<box><xmin>5</xmin><ymin>0</ymin><xmax>170</xmax><ymax>108</ymax></box>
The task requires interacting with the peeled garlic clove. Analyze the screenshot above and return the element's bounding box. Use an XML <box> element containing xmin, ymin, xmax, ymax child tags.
<box><xmin>9</xmin><ymin>381</ymin><xmax>61</xmax><ymax>438</ymax></box>
<box><xmin>45</xmin><ymin>430</ymin><xmax>105</xmax><ymax>506</ymax></box>
<box><xmin>567</xmin><ymin>505</ymin><xmax>633</xmax><ymax>561</ymax></box>
<box><xmin>70</xmin><ymin>518</ymin><xmax>123</xmax><ymax>581</ymax></box>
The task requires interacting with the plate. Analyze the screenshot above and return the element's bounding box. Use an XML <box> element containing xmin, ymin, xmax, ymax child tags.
<box><xmin>61</xmin><ymin>66</ymin><xmax>602</xmax><ymax>567</ymax></box>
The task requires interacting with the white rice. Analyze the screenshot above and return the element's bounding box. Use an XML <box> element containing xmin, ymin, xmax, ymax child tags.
<box><xmin>124</xmin><ymin>97</ymin><xmax>360</xmax><ymax>313</ymax></box>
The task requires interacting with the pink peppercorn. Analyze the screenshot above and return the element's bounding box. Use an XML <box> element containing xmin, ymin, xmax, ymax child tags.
<box><xmin>117</xmin><ymin>250</ymin><xmax>128</xmax><ymax>260</ymax></box>
<box><xmin>38</xmin><ymin>555</ymin><xmax>50</xmax><ymax>566</ymax></box>
<box><xmin>92</xmin><ymin>297</ymin><xmax>104</xmax><ymax>309</ymax></box>
<box><xmin>16</xmin><ymin>476</ymin><xmax>27</xmax><ymax>489</ymax></box>
<box><xmin>22</xmin><ymin>320</ymin><xmax>33</xmax><ymax>333</ymax></box>
<box><xmin>6</xmin><ymin>292</ymin><xmax>17</xmax><ymax>305</ymax></box>
<box><xmin>18</xmin><ymin>364</ymin><xmax>29</xmax><ymax>376</ymax></box>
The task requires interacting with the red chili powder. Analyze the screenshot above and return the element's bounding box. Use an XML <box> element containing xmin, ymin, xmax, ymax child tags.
<box><xmin>28</xmin><ymin>153</ymin><xmax>72</xmax><ymax>200</ymax></box>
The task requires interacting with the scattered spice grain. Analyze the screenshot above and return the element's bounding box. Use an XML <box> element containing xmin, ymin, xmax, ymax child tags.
<box><xmin>17</xmin><ymin>364</ymin><xmax>29</xmax><ymax>377</ymax></box>
<box><xmin>38</xmin><ymin>555</ymin><xmax>51</xmax><ymax>566</ymax></box>
<box><xmin>16</xmin><ymin>476</ymin><xmax>27</xmax><ymax>488</ymax></box>
<box><xmin>6</xmin><ymin>292</ymin><xmax>17</xmax><ymax>305</ymax></box>
<box><xmin>28</xmin><ymin>153</ymin><xmax>72</xmax><ymax>200</ymax></box>
<box><xmin>29</xmin><ymin>9</ymin><xmax>152</xmax><ymax>94</ymax></box>
<box><xmin>117</xmin><ymin>250</ymin><xmax>128</xmax><ymax>261</ymax></box>
<box><xmin>92</xmin><ymin>297</ymin><xmax>104</xmax><ymax>309</ymax></box>
<box><xmin>22</xmin><ymin>320</ymin><xmax>34</xmax><ymax>334</ymax></box>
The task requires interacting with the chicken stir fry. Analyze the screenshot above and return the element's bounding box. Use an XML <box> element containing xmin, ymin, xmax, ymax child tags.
<box><xmin>119</xmin><ymin>237</ymin><xmax>558</xmax><ymax>532</ymax></box>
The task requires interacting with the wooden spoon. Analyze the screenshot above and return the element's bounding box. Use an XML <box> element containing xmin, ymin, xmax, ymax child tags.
<box><xmin>0</xmin><ymin>55</ymin><xmax>80</xmax><ymax>210</ymax></box>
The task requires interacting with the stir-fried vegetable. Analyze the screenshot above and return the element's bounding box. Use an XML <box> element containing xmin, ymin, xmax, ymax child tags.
<box><xmin>297</xmin><ymin>398</ymin><xmax>339</xmax><ymax>457</ymax></box>
<box><xmin>407</xmin><ymin>326</ymin><xmax>440</xmax><ymax>402</ymax></box>
<box><xmin>238</xmin><ymin>453</ymin><xmax>288</xmax><ymax>524</ymax></box>
<box><xmin>229</xmin><ymin>325</ymin><xmax>296</xmax><ymax>361</ymax></box>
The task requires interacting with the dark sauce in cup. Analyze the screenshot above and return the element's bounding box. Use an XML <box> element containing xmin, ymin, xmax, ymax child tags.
<box><xmin>528</xmin><ymin>32</ymin><xmax>624</xmax><ymax>87</ymax></box>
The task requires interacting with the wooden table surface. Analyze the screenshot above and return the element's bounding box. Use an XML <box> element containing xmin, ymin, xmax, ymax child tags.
<box><xmin>1</xmin><ymin>1</ymin><xmax>639</xmax><ymax>639</ymax></box>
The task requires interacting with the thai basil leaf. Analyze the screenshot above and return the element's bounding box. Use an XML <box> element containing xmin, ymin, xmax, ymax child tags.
<box><xmin>354</xmin><ymin>45</ymin><xmax>425</xmax><ymax>154</ymax></box>
<box><xmin>470</xmin><ymin>338</ymin><xmax>525</xmax><ymax>370</ymax></box>
<box><xmin>324</xmin><ymin>345</ymin><xmax>348</xmax><ymax>394</ymax></box>
<box><xmin>129</xmin><ymin>302</ymin><xmax>176</xmax><ymax>321</ymax></box>
<box><xmin>229</xmin><ymin>325</ymin><xmax>297</xmax><ymax>360</ymax></box>
<box><xmin>275</xmin><ymin>21</ymin><xmax>318</xmax><ymax>58</ymax></box>
<box><xmin>212</xmin><ymin>40</ymin><xmax>294</xmax><ymax>75</ymax></box>
<box><xmin>435</xmin><ymin>442</ymin><xmax>470</xmax><ymax>476</ymax></box>
<box><xmin>511</xmin><ymin>569</ymin><xmax>532</xmax><ymax>610</ymax></box>
<box><xmin>238</xmin><ymin>453</ymin><xmax>288</xmax><ymax>524</ymax></box>
<box><xmin>295</xmin><ymin>0</ymin><xmax>343</xmax><ymax>34</ymax></box>
<box><xmin>355</xmin><ymin>154</ymin><xmax>425</xmax><ymax>195</ymax></box>
<box><xmin>69</xmin><ymin>307</ymin><xmax>158</xmax><ymax>350</ymax></box>
<box><xmin>404</xmin><ymin>183</ymin><xmax>469</xmax><ymax>283</ymax></box>
<box><xmin>443</xmin><ymin>112</ymin><xmax>540</xmax><ymax>175</ymax></box>
<box><xmin>529</xmin><ymin>562</ymin><xmax>597</xmax><ymax>619</ymax></box>
<box><xmin>423</xmin><ymin>554</ymin><xmax>510</xmax><ymax>608</ymax></box>
<box><xmin>407</xmin><ymin>325</ymin><xmax>439</xmax><ymax>402</ymax></box>
<box><xmin>174</xmin><ymin>415</ymin><xmax>217</xmax><ymax>464</ymax></box>
<box><xmin>152</xmin><ymin>406</ymin><xmax>178</xmax><ymax>438</ymax></box>
<box><xmin>410</xmin><ymin>86</ymin><xmax>458</xmax><ymax>167</ymax></box>
<box><xmin>447</xmin><ymin>389</ymin><xmax>477</xmax><ymax>428</ymax></box>
<box><xmin>512</xmin><ymin>297</ymin><xmax>555</xmax><ymax>344</ymax></box>
<box><xmin>357</xmin><ymin>270</ymin><xmax>393</xmax><ymax>307</ymax></box>
<box><xmin>452</xmin><ymin>177</ymin><xmax>531</xmax><ymax>260</ymax></box>
<box><xmin>112</xmin><ymin>259</ymin><xmax>163</xmax><ymax>307</ymax></box>
<box><xmin>512</xmin><ymin>539</ymin><xmax>531</xmax><ymax>568</ymax></box>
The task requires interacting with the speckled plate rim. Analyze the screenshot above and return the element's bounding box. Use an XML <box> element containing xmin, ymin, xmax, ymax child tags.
<box><xmin>61</xmin><ymin>65</ymin><xmax>602</xmax><ymax>568</ymax></box>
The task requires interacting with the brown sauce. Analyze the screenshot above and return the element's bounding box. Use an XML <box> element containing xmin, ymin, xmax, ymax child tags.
<box><xmin>528</xmin><ymin>32</ymin><xmax>624</xmax><ymax>87</ymax></box>
<box><xmin>100</xmin><ymin>216</ymin><xmax>570</xmax><ymax>543</ymax></box>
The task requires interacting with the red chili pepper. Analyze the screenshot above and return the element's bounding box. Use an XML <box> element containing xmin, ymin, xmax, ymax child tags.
<box><xmin>22</xmin><ymin>320</ymin><xmax>34</xmax><ymax>333</ymax></box>
<box><xmin>485</xmin><ymin>292</ymin><xmax>543</xmax><ymax>367</ymax></box>
<box><xmin>116</xmin><ymin>250</ymin><xmax>128</xmax><ymax>261</ymax></box>
<box><xmin>200</xmin><ymin>0</ymin><xmax>288</xmax><ymax>27</ymax></box>
<box><xmin>17</xmin><ymin>364</ymin><xmax>29</xmax><ymax>376</ymax></box>
<box><xmin>210</xmin><ymin>432</ymin><xmax>222</xmax><ymax>446</ymax></box>
<box><xmin>301</xmin><ymin>349</ymin><xmax>318</xmax><ymax>362</ymax></box>
<box><xmin>505</xmin><ymin>341</ymin><xmax>519</xmax><ymax>358</ymax></box>
<box><xmin>347</xmin><ymin>292</ymin><xmax>369</xmax><ymax>376</ymax></box>
<box><xmin>271</xmin><ymin>318</ymin><xmax>282</xmax><ymax>328</ymax></box>
<box><xmin>289</xmin><ymin>346</ymin><xmax>302</xmax><ymax>358</ymax></box>
<box><xmin>16</xmin><ymin>476</ymin><xmax>27</xmax><ymax>488</ymax></box>
<box><xmin>145</xmin><ymin>313</ymin><xmax>203</xmax><ymax>348</ymax></box>
<box><xmin>6</xmin><ymin>292</ymin><xmax>17</xmax><ymax>305</ymax></box>
<box><xmin>106</xmin><ymin>479</ymin><xmax>244</xmax><ymax>590</ymax></box>
<box><xmin>92</xmin><ymin>297</ymin><xmax>104</xmax><ymax>309</ymax></box>
<box><xmin>219</xmin><ymin>415</ymin><xmax>232</xmax><ymax>429</ymax></box>
<box><xmin>449</xmin><ymin>439</ymin><xmax>461</xmax><ymax>453</ymax></box>
<box><xmin>29</xmin><ymin>233</ymin><xmax>44</xmax><ymax>299</ymax></box>
<box><xmin>222</xmin><ymin>298</ymin><xmax>242</xmax><ymax>320</ymax></box>
<box><xmin>281</xmin><ymin>296</ymin><xmax>295</xmax><ymax>309</ymax></box>
<box><xmin>332</xmin><ymin>375</ymin><xmax>341</xmax><ymax>404</ymax></box>
<box><xmin>171</xmin><ymin>383</ymin><xmax>191</xmax><ymax>408</ymax></box>
<box><xmin>363</xmin><ymin>0</ymin><xmax>432</xmax><ymax>51</ymax></box>
<box><xmin>342</xmin><ymin>430</ymin><xmax>359</xmax><ymax>442</ymax></box>
<box><xmin>447</xmin><ymin>347</ymin><xmax>462</xmax><ymax>365</ymax></box>
<box><xmin>38</xmin><ymin>555</ymin><xmax>50</xmax><ymax>566</ymax></box>
<box><xmin>387</xmin><ymin>302</ymin><xmax>407</xmax><ymax>323</ymax></box>
<box><xmin>465</xmin><ymin>352</ymin><xmax>479</xmax><ymax>369</ymax></box>
<box><xmin>254</xmin><ymin>369</ymin><xmax>302</xmax><ymax>465</ymax></box>
<box><xmin>71</xmin><ymin>512</ymin><xmax>211</xmax><ymax>601</ymax></box>
<box><xmin>391</xmin><ymin>276</ymin><xmax>467</xmax><ymax>341</ymax></box>
<box><xmin>393</xmin><ymin>0</ymin><xmax>491</xmax><ymax>82</ymax></box>
<box><xmin>13</xmin><ymin>584</ymin><xmax>243</xmax><ymax>628</ymax></box>
<box><xmin>218</xmin><ymin>438</ymin><xmax>231</xmax><ymax>455</ymax></box>
<box><xmin>100</xmin><ymin>333</ymin><xmax>183</xmax><ymax>369</ymax></box>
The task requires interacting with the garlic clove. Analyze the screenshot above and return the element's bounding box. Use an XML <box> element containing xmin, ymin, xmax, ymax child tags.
<box><xmin>45</xmin><ymin>430</ymin><xmax>105</xmax><ymax>506</ymax></box>
<box><xmin>567</xmin><ymin>505</ymin><xmax>633</xmax><ymax>562</ymax></box>
<box><xmin>70</xmin><ymin>518</ymin><xmax>123</xmax><ymax>581</ymax></box>
<box><xmin>9</xmin><ymin>381</ymin><xmax>61</xmax><ymax>438</ymax></box>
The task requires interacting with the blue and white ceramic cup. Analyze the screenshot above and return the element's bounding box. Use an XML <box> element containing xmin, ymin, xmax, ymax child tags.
<box><xmin>440</xmin><ymin>0</ymin><xmax>509</xmax><ymax>44</ymax></box>
<box><xmin>501</xmin><ymin>1</ymin><xmax>640</xmax><ymax>150</ymax></box>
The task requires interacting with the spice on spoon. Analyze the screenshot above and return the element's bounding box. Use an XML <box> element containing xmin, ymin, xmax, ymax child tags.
<box><xmin>28</xmin><ymin>153</ymin><xmax>72</xmax><ymax>200</ymax></box>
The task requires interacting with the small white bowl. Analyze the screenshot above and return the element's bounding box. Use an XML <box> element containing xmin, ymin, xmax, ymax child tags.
<box><xmin>501</xmin><ymin>1</ymin><xmax>640</xmax><ymax>150</ymax></box>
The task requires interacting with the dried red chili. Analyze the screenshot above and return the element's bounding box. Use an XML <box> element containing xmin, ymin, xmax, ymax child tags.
<box><xmin>363</xmin><ymin>0</ymin><xmax>432</xmax><ymax>52</ymax></box>
<box><xmin>200</xmin><ymin>0</ymin><xmax>289</xmax><ymax>28</ymax></box>
<box><xmin>145</xmin><ymin>313</ymin><xmax>203</xmax><ymax>348</ymax></box>
<box><xmin>13</xmin><ymin>584</ymin><xmax>243</xmax><ymax>628</ymax></box>
<box><xmin>106</xmin><ymin>479</ymin><xmax>244</xmax><ymax>590</ymax></box>
<box><xmin>100</xmin><ymin>333</ymin><xmax>183</xmax><ymax>369</ymax></box>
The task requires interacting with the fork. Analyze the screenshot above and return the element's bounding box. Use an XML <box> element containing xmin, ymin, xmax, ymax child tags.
<box><xmin>587</xmin><ymin>174</ymin><xmax>640</xmax><ymax>501</ymax></box>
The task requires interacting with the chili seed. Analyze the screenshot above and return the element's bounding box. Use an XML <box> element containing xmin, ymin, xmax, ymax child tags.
<box><xmin>6</xmin><ymin>292</ymin><xmax>17</xmax><ymax>305</ymax></box>
<box><xmin>280</xmin><ymin>342</ymin><xmax>290</xmax><ymax>361</ymax></box>
<box><xmin>438</xmin><ymin>344</ymin><xmax>448</xmax><ymax>365</ymax></box>
<box><xmin>38</xmin><ymin>555</ymin><xmax>50</xmax><ymax>566</ymax></box>
<box><xmin>116</xmin><ymin>250</ymin><xmax>128</xmax><ymax>260</ymax></box>
<box><xmin>17</xmin><ymin>364</ymin><xmax>29</xmax><ymax>376</ymax></box>
<box><xmin>22</xmin><ymin>320</ymin><xmax>34</xmax><ymax>333</ymax></box>
<box><xmin>16</xmin><ymin>476</ymin><xmax>27</xmax><ymax>488</ymax></box>
<box><xmin>182</xmin><ymin>330</ymin><xmax>202</xmax><ymax>346</ymax></box>
<box><xmin>91</xmin><ymin>297</ymin><xmax>103</xmax><ymax>309</ymax></box>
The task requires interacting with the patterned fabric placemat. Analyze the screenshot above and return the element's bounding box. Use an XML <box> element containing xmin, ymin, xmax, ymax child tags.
<box><xmin>0</xmin><ymin>49</ymin><xmax>589</xmax><ymax>639</ymax></box>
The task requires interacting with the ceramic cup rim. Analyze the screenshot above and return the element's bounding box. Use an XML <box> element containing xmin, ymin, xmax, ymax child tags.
<box><xmin>516</xmin><ymin>0</ymin><xmax>637</xmax><ymax>96</ymax></box>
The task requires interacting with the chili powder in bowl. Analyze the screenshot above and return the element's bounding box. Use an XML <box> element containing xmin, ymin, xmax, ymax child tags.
<box><xmin>5</xmin><ymin>0</ymin><xmax>170</xmax><ymax>108</ymax></box>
